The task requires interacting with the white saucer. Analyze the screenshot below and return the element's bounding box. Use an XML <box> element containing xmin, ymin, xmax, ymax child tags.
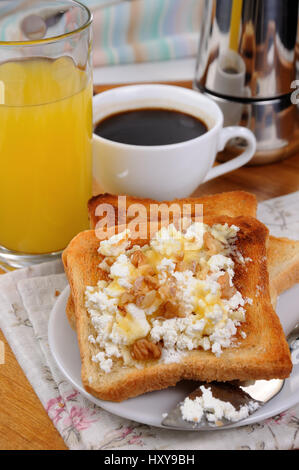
<box><xmin>48</xmin><ymin>285</ymin><xmax>299</xmax><ymax>430</ymax></box>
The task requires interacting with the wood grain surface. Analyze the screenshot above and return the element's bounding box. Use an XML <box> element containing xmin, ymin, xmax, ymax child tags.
<box><xmin>1</xmin><ymin>81</ymin><xmax>299</xmax><ymax>450</ymax></box>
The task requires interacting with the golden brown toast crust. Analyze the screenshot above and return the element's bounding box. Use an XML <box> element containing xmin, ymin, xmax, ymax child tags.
<box><xmin>66</xmin><ymin>295</ymin><xmax>76</xmax><ymax>330</ymax></box>
<box><xmin>88</xmin><ymin>191</ymin><xmax>258</xmax><ymax>229</ymax></box>
<box><xmin>63</xmin><ymin>216</ymin><xmax>292</xmax><ymax>402</ymax></box>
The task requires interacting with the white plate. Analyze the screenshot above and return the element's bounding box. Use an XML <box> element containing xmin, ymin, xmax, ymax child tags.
<box><xmin>48</xmin><ymin>285</ymin><xmax>299</xmax><ymax>430</ymax></box>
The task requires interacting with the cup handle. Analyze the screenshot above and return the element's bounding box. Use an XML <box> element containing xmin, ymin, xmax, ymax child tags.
<box><xmin>203</xmin><ymin>126</ymin><xmax>256</xmax><ymax>183</ymax></box>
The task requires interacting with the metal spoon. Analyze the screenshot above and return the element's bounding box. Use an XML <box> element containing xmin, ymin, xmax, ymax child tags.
<box><xmin>161</xmin><ymin>324</ymin><xmax>299</xmax><ymax>430</ymax></box>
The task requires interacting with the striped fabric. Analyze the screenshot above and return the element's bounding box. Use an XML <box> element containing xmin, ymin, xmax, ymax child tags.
<box><xmin>0</xmin><ymin>0</ymin><xmax>203</xmax><ymax>66</ymax></box>
<box><xmin>84</xmin><ymin>0</ymin><xmax>203</xmax><ymax>65</ymax></box>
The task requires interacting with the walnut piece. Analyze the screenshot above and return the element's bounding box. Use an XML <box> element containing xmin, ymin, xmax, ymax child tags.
<box><xmin>203</xmin><ymin>232</ymin><xmax>223</xmax><ymax>255</ymax></box>
<box><xmin>136</xmin><ymin>290</ymin><xmax>156</xmax><ymax>309</ymax></box>
<box><xmin>139</xmin><ymin>264</ymin><xmax>155</xmax><ymax>277</ymax></box>
<box><xmin>218</xmin><ymin>272</ymin><xmax>236</xmax><ymax>299</ymax></box>
<box><xmin>130</xmin><ymin>339</ymin><xmax>162</xmax><ymax>361</ymax></box>
<box><xmin>133</xmin><ymin>276</ymin><xmax>147</xmax><ymax>294</ymax></box>
<box><xmin>197</xmin><ymin>264</ymin><xmax>210</xmax><ymax>280</ymax></box>
<box><xmin>176</xmin><ymin>259</ymin><xmax>198</xmax><ymax>274</ymax></box>
<box><xmin>158</xmin><ymin>277</ymin><xmax>177</xmax><ymax>300</ymax></box>
<box><xmin>156</xmin><ymin>300</ymin><xmax>185</xmax><ymax>319</ymax></box>
<box><xmin>119</xmin><ymin>291</ymin><xmax>135</xmax><ymax>307</ymax></box>
<box><xmin>130</xmin><ymin>250</ymin><xmax>147</xmax><ymax>267</ymax></box>
<box><xmin>144</xmin><ymin>274</ymin><xmax>159</xmax><ymax>289</ymax></box>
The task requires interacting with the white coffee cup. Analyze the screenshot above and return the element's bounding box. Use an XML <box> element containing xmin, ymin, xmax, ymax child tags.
<box><xmin>92</xmin><ymin>84</ymin><xmax>256</xmax><ymax>201</ymax></box>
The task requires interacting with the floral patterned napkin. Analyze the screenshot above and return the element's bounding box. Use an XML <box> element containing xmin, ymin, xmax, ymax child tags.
<box><xmin>0</xmin><ymin>192</ymin><xmax>299</xmax><ymax>450</ymax></box>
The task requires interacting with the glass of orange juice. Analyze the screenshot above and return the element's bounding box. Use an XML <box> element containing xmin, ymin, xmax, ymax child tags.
<box><xmin>0</xmin><ymin>0</ymin><xmax>93</xmax><ymax>267</ymax></box>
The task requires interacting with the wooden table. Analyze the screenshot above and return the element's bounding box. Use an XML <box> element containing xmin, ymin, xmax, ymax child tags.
<box><xmin>1</xmin><ymin>82</ymin><xmax>299</xmax><ymax>450</ymax></box>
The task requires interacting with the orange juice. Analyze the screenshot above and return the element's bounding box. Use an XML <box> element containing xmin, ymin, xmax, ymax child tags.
<box><xmin>0</xmin><ymin>57</ymin><xmax>92</xmax><ymax>253</ymax></box>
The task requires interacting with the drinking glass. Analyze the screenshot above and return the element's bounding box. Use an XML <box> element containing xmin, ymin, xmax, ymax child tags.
<box><xmin>0</xmin><ymin>0</ymin><xmax>93</xmax><ymax>267</ymax></box>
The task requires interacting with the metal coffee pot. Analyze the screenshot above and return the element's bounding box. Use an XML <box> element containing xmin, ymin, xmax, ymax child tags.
<box><xmin>194</xmin><ymin>0</ymin><xmax>299</xmax><ymax>164</ymax></box>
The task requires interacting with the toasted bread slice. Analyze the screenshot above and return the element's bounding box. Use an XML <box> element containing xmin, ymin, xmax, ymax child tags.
<box><xmin>62</xmin><ymin>216</ymin><xmax>292</xmax><ymax>402</ymax></box>
<box><xmin>268</xmin><ymin>236</ymin><xmax>299</xmax><ymax>306</ymax></box>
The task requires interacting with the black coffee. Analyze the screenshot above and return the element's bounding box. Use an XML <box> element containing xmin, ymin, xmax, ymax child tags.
<box><xmin>94</xmin><ymin>108</ymin><xmax>208</xmax><ymax>146</ymax></box>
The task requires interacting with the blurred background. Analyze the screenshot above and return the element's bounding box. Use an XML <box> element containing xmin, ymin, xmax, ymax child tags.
<box><xmin>81</xmin><ymin>0</ymin><xmax>203</xmax><ymax>67</ymax></box>
<box><xmin>78</xmin><ymin>0</ymin><xmax>203</xmax><ymax>85</ymax></box>
<box><xmin>0</xmin><ymin>0</ymin><xmax>203</xmax><ymax>83</ymax></box>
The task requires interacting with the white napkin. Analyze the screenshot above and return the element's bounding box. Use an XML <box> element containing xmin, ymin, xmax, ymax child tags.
<box><xmin>0</xmin><ymin>193</ymin><xmax>299</xmax><ymax>450</ymax></box>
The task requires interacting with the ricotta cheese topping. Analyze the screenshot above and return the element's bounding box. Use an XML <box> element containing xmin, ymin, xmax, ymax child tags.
<box><xmin>85</xmin><ymin>222</ymin><xmax>250</xmax><ymax>374</ymax></box>
<box><xmin>180</xmin><ymin>386</ymin><xmax>260</xmax><ymax>424</ymax></box>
